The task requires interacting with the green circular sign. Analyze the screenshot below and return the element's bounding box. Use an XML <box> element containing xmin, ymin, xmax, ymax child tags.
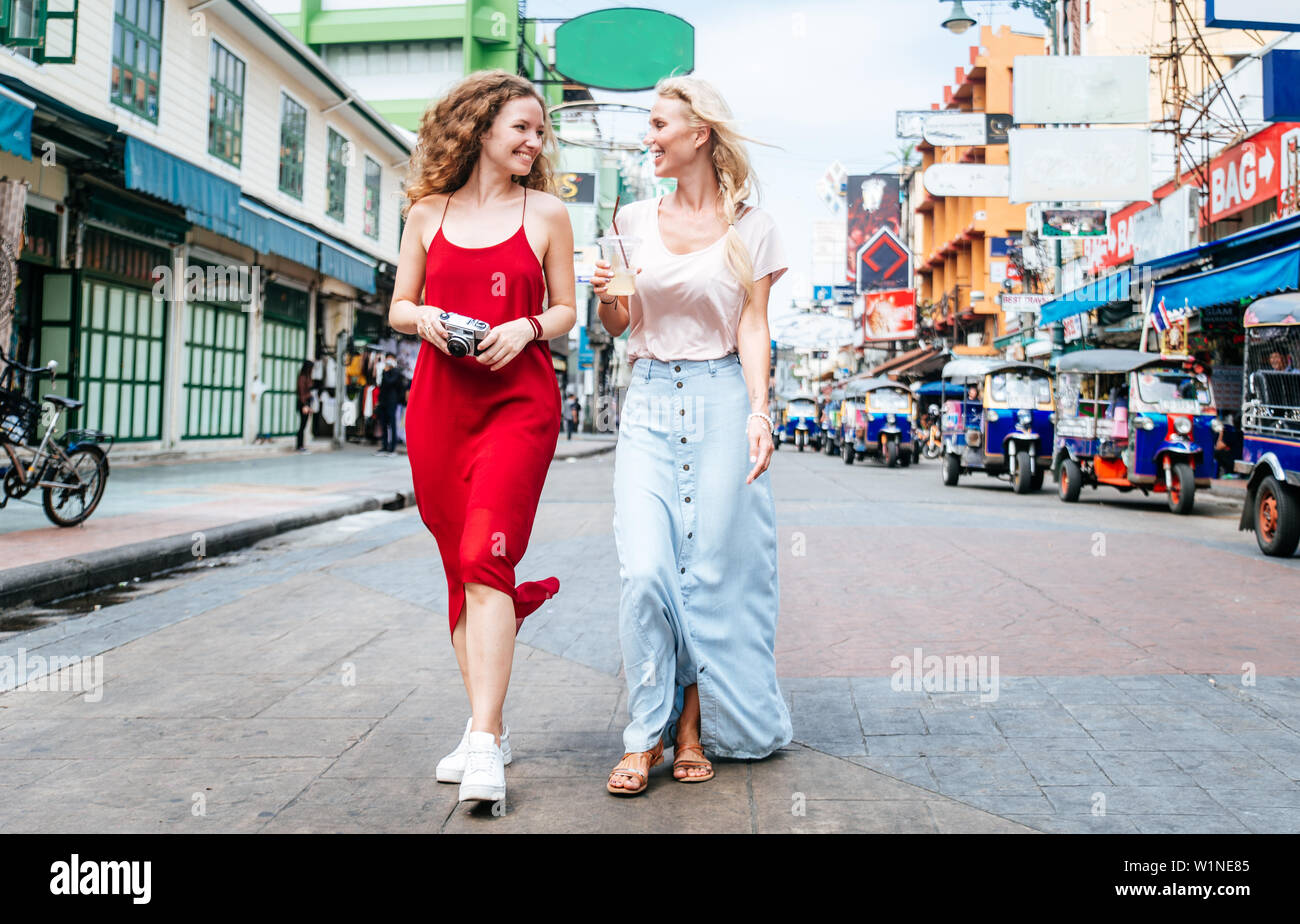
<box><xmin>554</xmin><ymin>8</ymin><xmax>695</xmax><ymax>91</ymax></box>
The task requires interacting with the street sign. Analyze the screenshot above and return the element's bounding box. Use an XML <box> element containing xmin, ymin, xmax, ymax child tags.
<box><xmin>922</xmin><ymin>111</ymin><xmax>1012</xmax><ymax>146</ymax></box>
<box><xmin>923</xmin><ymin>163</ymin><xmax>1011</xmax><ymax>197</ymax></box>
<box><xmin>1206</xmin><ymin>1</ymin><xmax>1300</xmax><ymax>31</ymax></box>
<box><xmin>1000</xmin><ymin>293</ymin><xmax>1050</xmax><ymax>315</ymax></box>
<box><xmin>813</xmin><ymin>285</ymin><xmax>832</xmax><ymax>301</ymax></box>
<box><xmin>856</xmin><ymin>226</ymin><xmax>911</xmax><ymax>293</ymax></box>
<box><xmin>1012</xmin><ymin>56</ymin><xmax>1150</xmax><ymax>124</ymax></box>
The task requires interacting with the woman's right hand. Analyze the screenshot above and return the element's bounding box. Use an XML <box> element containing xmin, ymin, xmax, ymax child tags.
<box><xmin>415</xmin><ymin>307</ymin><xmax>451</xmax><ymax>355</ymax></box>
<box><xmin>592</xmin><ymin>259</ymin><xmax>639</xmax><ymax>303</ymax></box>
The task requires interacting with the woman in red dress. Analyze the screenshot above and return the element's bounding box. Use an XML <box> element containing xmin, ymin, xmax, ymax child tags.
<box><xmin>388</xmin><ymin>71</ymin><xmax>576</xmax><ymax>806</ymax></box>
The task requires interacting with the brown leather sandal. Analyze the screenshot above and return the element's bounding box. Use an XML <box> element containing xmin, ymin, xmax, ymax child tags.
<box><xmin>606</xmin><ymin>740</ymin><xmax>664</xmax><ymax>796</ymax></box>
<box><xmin>672</xmin><ymin>742</ymin><xmax>714</xmax><ymax>783</ymax></box>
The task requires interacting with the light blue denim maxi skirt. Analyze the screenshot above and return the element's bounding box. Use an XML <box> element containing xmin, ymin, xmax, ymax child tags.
<box><xmin>613</xmin><ymin>353</ymin><xmax>793</xmax><ymax>759</ymax></box>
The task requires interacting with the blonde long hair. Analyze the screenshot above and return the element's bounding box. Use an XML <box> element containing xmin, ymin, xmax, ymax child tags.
<box><xmin>403</xmin><ymin>70</ymin><xmax>558</xmax><ymax>214</ymax></box>
<box><xmin>654</xmin><ymin>75</ymin><xmax>773</xmax><ymax>305</ymax></box>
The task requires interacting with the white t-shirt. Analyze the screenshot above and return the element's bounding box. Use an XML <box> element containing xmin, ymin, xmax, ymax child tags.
<box><xmin>611</xmin><ymin>195</ymin><xmax>788</xmax><ymax>362</ymax></box>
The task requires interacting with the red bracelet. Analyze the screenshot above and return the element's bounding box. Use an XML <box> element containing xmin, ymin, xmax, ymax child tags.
<box><xmin>527</xmin><ymin>315</ymin><xmax>543</xmax><ymax>340</ymax></box>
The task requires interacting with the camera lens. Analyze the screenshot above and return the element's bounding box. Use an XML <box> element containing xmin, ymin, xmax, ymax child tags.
<box><xmin>447</xmin><ymin>338</ymin><xmax>467</xmax><ymax>357</ymax></box>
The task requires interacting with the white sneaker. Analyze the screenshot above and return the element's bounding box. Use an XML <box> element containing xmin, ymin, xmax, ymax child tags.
<box><xmin>436</xmin><ymin>718</ymin><xmax>512</xmax><ymax>783</ymax></box>
<box><xmin>458</xmin><ymin>730</ymin><xmax>507</xmax><ymax>803</ymax></box>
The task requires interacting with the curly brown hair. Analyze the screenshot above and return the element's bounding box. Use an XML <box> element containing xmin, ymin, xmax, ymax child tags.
<box><xmin>402</xmin><ymin>70</ymin><xmax>558</xmax><ymax>215</ymax></box>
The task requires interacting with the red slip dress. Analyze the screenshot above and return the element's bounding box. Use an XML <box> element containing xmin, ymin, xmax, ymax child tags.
<box><xmin>404</xmin><ymin>184</ymin><xmax>562</xmax><ymax>636</ymax></box>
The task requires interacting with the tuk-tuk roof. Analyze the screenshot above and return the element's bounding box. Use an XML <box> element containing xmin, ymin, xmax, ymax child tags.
<box><xmin>784</xmin><ymin>393</ymin><xmax>818</xmax><ymax>403</ymax></box>
<box><xmin>1243</xmin><ymin>292</ymin><xmax>1300</xmax><ymax>327</ymax></box>
<box><xmin>1055</xmin><ymin>349</ymin><xmax>1170</xmax><ymax>374</ymax></box>
<box><xmin>940</xmin><ymin>358</ymin><xmax>1046</xmax><ymax>382</ymax></box>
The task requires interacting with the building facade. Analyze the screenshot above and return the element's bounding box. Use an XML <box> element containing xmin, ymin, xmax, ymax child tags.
<box><xmin>0</xmin><ymin>0</ymin><xmax>410</xmax><ymax>453</ymax></box>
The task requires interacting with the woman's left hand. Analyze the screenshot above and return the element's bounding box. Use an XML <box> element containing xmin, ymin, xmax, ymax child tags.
<box><xmin>476</xmin><ymin>318</ymin><xmax>534</xmax><ymax>371</ymax></box>
<box><xmin>746</xmin><ymin>415</ymin><xmax>773</xmax><ymax>484</ymax></box>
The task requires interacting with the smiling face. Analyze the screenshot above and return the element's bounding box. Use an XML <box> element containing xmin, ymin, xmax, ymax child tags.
<box><xmin>644</xmin><ymin>95</ymin><xmax>707</xmax><ymax>178</ymax></box>
<box><xmin>482</xmin><ymin>96</ymin><xmax>546</xmax><ymax>177</ymax></box>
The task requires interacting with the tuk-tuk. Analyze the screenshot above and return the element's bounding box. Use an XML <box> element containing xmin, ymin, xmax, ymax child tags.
<box><xmin>1053</xmin><ymin>348</ymin><xmax>1217</xmax><ymax>514</ymax></box>
<box><xmin>823</xmin><ymin>385</ymin><xmax>846</xmax><ymax>456</ymax></box>
<box><xmin>939</xmin><ymin>358</ymin><xmax>1055</xmax><ymax>492</ymax></box>
<box><xmin>775</xmin><ymin>393</ymin><xmax>822</xmax><ymax>452</ymax></box>
<box><xmin>1236</xmin><ymin>292</ymin><xmax>1300</xmax><ymax>556</ymax></box>
<box><xmin>842</xmin><ymin>377</ymin><xmax>914</xmax><ymax>466</ymax></box>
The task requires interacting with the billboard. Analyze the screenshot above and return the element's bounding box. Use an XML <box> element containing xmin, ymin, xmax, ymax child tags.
<box><xmin>922</xmin><ymin>112</ymin><xmax>1012</xmax><ymax>146</ymax></box>
<box><xmin>1131</xmin><ymin>185</ymin><xmax>1198</xmax><ymax>262</ymax></box>
<box><xmin>860</xmin><ymin>289</ymin><xmax>916</xmax><ymax>342</ymax></box>
<box><xmin>845</xmin><ymin>173</ymin><xmax>902</xmax><ymax>290</ymax></box>
<box><xmin>923</xmin><ymin>163</ymin><xmax>1011</xmax><ymax>197</ymax></box>
<box><xmin>557</xmin><ymin>172</ymin><xmax>596</xmax><ymax>204</ymax></box>
<box><xmin>1012</xmin><ymin>56</ymin><xmax>1150</xmax><ymax>124</ymax></box>
<box><xmin>1040</xmin><ymin>208</ymin><xmax>1109</xmax><ymax>238</ymax></box>
<box><xmin>1203</xmin><ymin>122</ymin><xmax>1300</xmax><ymax>223</ymax></box>
<box><xmin>1008</xmin><ymin>129</ymin><xmax>1152</xmax><ymax>203</ymax></box>
<box><xmin>1206</xmin><ymin>1</ymin><xmax>1300</xmax><ymax>31</ymax></box>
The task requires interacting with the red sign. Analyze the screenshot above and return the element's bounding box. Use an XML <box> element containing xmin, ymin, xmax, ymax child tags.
<box><xmin>1205</xmin><ymin>123</ymin><xmax>1300</xmax><ymax>224</ymax></box>
<box><xmin>1085</xmin><ymin>200</ymin><xmax>1150</xmax><ymax>271</ymax></box>
<box><xmin>861</xmin><ymin>289</ymin><xmax>916</xmax><ymax>342</ymax></box>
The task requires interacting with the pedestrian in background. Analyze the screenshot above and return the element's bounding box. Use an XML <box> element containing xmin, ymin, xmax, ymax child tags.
<box><xmin>388</xmin><ymin>70</ymin><xmax>577</xmax><ymax>807</ymax></box>
<box><xmin>295</xmin><ymin>360</ymin><xmax>313</xmax><ymax>454</ymax></box>
<box><xmin>594</xmin><ymin>74</ymin><xmax>792</xmax><ymax>796</ymax></box>
<box><xmin>376</xmin><ymin>352</ymin><xmax>406</xmax><ymax>455</ymax></box>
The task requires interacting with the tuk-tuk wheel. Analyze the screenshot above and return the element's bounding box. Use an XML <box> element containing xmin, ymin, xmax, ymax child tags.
<box><xmin>885</xmin><ymin>440</ymin><xmax>899</xmax><ymax>467</ymax></box>
<box><xmin>1012</xmin><ymin>450</ymin><xmax>1034</xmax><ymax>494</ymax></box>
<box><xmin>1167</xmin><ymin>461</ymin><xmax>1195</xmax><ymax>515</ymax></box>
<box><xmin>1059</xmin><ymin>459</ymin><xmax>1083</xmax><ymax>503</ymax></box>
<box><xmin>942</xmin><ymin>453</ymin><xmax>960</xmax><ymax>486</ymax></box>
<box><xmin>1255</xmin><ymin>475</ymin><xmax>1300</xmax><ymax>557</ymax></box>
<box><xmin>843</xmin><ymin>442</ymin><xmax>854</xmax><ymax>465</ymax></box>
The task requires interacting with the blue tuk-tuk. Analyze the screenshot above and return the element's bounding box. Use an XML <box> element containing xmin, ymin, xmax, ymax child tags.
<box><xmin>774</xmin><ymin>393</ymin><xmax>822</xmax><ymax>452</ymax></box>
<box><xmin>823</xmin><ymin>385</ymin><xmax>846</xmax><ymax>456</ymax></box>
<box><xmin>939</xmin><ymin>358</ymin><xmax>1055</xmax><ymax>492</ymax></box>
<box><xmin>1052</xmin><ymin>348</ymin><xmax>1217</xmax><ymax>514</ymax></box>
<box><xmin>842</xmin><ymin>377</ymin><xmax>913</xmax><ymax>467</ymax></box>
<box><xmin>1236</xmin><ymin>292</ymin><xmax>1300</xmax><ymax>556</ymax></box>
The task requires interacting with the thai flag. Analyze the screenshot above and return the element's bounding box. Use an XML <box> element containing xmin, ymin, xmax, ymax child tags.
<box><xmin>1151</xmin><ymin>296</ymin><xmax>1171</xmax><ymax>331</ymax></box>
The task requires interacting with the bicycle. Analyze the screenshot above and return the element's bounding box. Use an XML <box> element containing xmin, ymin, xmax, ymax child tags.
<box><xmin>0</xmin><ymin>345</ymin><xmax>113</xmax><ymax>527</ymax></box>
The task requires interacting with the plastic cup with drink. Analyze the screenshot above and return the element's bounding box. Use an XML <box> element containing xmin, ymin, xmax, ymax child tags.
<box><xmin>599</xmin><ymin>235</ymin><xmax>640</xmax><ymax>297</ymax></box>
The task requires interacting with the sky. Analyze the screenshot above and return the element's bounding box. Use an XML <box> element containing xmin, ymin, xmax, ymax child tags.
<box><xmin>528</xmin><ymin>0</ymin><xmax>1050</xmax><ymax>322</ymax></box>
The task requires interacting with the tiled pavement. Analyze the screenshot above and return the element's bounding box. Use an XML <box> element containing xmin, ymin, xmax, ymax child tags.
<box><xmin>1</xmin><ymin>447</ymin><xmax>1296</xmax><ymax>833</ymax></box>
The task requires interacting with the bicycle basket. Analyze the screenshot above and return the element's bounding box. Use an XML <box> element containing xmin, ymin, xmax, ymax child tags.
<box><xmin>0</xmin><ymin>388</ymin><xmax>38</xmax><ymax>445</ymax></box>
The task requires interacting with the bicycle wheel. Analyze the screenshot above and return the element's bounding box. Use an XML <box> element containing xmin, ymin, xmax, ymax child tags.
<box><xmin>42</xmin><ymin>445</ymin><xmax>108</xmax><ymax>527</ymax></box>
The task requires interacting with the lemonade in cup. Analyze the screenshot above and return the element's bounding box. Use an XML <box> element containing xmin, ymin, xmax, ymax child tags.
<box><xmin>600</xmin><ymin>235</ymin><xmax>640</xmax><ymax>297</ymax></box>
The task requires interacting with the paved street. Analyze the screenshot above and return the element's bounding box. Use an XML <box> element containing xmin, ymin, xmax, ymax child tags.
<box><xmin>1</xmin><ymin>446</ymin><xmax>1297</xmax><ymax>833</ymax></box>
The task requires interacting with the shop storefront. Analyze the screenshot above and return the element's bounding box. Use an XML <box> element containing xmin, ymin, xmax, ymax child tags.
<box><xmin>180</xmin><ymin>258</ymin><xmax>249</xmax><ymax>440</ymax></box>
<box><xmin>259</xmin><ymin>281</ymin><xmax>310</xmax><ymax>438</ymax></box>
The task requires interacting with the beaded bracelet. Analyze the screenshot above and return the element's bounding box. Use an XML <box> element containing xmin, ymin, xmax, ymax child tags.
<box><xmin>747</xmin><ymin>411</ymin><xmax>773</xmax><ymax>429</ymax></box>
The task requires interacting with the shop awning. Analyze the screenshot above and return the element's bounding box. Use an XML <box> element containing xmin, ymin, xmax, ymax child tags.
<box><xmin>0</xmin><ymin>85</ymin><xmax>34</xmax><ymax>160</ymax></box>
<box><xmin>1151</xmin><ymin>242</ymin><xmax>1300</xmax><ymax>312</ymax></box>
<box><xmin>1038</xmin><ymin>267</ymin><xmax>1134</xmax><ymax>326</ymax></box>
<box><xmin>236</xmin><ymin>198</ymin><xmax>320</xmax><ymax>269</ymax></box>
<box><xmin>124</xmin><ymin>135</ymin><xmax>241</xmax><ymax>238</ymax></box>
<box><xmin>319</xmin><ymin>240</ymin><xmax>377</xmax><ymax>294</ymax></box>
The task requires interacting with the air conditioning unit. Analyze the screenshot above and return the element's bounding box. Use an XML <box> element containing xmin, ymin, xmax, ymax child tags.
<box><xmin>966</xmin><ymin>332</ymin><xmax>983</xmax><ymax>347</ymax></box>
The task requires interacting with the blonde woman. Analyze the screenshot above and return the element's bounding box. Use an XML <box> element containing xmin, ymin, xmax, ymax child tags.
<box><xmin>389</xmin><ymin>70</ymin><xmax>576</xmax><ymax>805</ymax></box>
<box><xmin>595</xmin><ymin>76</ymin><xmax>792</xmax><ymax>795</ymax></box>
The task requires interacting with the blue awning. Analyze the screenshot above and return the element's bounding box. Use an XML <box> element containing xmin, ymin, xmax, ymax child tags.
<box><xmin>124</xmin><ymin>135</ymin><xmax>241</xmax><ymax>238</ymax></box>
<box><xmin>235</xmin><ymin>199</ymin><xmax>319</xmax><ymax>269</ymax></box>
<box><xmin>0</xmin><ymin>85</ymin><xmax>34</xmax><ymax>160</ymax></box>
<box><xmin>319</xmin><ymin>241</ymin><xmax>377</xmax><ymax>294</ymax></box>
<box><xmin>1151</xmin><ymin>243</ymin><xmax>1300</xmax><ymax>312</ymax></box>
<box><xmin>1038</xmin><ymin>267</ymin><xmax>1134</xmax><ymax>326</ymax></box>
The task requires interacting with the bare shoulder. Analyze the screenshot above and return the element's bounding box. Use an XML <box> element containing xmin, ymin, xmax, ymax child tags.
<box><xmin>405</xmin><ymin>194</ymin><xmax>447</xmax><ymax>227</ymax></box>
<box><xmin>528</xmin><ymin>187</ymin><xmax>570</xmax><ymax>220</ymax></box>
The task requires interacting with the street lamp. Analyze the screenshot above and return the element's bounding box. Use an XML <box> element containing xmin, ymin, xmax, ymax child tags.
<box><xmin>939</xmin><ymin>1</ymin><xmax>1058</xmax><ymax>41</ymax></box>
<box><xmin>941</xmin><ymin>0</ymin><xmax>977</xmax><ymax>34</ymax></box>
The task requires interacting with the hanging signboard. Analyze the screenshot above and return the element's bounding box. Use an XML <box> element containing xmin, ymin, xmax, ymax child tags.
<box><xmin>1041</xmin><ymin>208</ymin><xmax>1109</xmax><ymax>238</ymax></box>
<box><xmin>1131</xmin><ymin>185</ymin><xmax>1199</xmax><ymax>262</ymax></box>
<box><xmin>1012</xmin><ymin>56</ymin><xmax>1150</xmax><ymax>124</ymax></box>
<box><xmin>1008</xmin><ymin>129</ymin><xmax>1152</xmax><ymax>203</ymax></box>
<box><xmin>1204</xmin><ymin>121</ymin><xmax>1300</xmax><ymax>223</ymax></box>
<box><xmin>856</xmin><ymin>226</ymin><xmax>911</xmax><ymax>293</ymax></box>
<box><xmin>923</xmin><ymin>163</ymin><xmax>1011</xmax><ymax>197</ymax></box>
<box><xmin>1263</xmin><ymin>50</ymin><xmax>1300</xmax><ymax>121</ymax></box>
<box><xmin>553</xmin><ymin>9</ymin><xmax>695</xmax><ymax>90</ymax></box>
<box><xmin>1001</xmin><ymin>293</ymin><xmax>1051</xmax><ymax>315</ymax></box>
<box><xmin>922</xmin><ymin>111</ymin><xmax>1012</xmax><ymax>146</ymax></box>
<box><xmin>557</xmin><ymin>172</ymin><xmax>596</xmax><ymax>204</ymax></box>
<box><xmin>846</xmin><ymin>173</ymin><xmax>901</xmax><ymax>288</ymax></box>
<box><xmin>895</xmin><ymin>110</ymin><xmax>932</xmax><ymax>139</ymax></box>
<box><xmin>860</xmin><ymin>289</ymin><xmax>916</xmax><ymax>342</ymax></box>
<box><xmin>1206</xmin><ymin>1</ymin><xmax>1300</xmax><ymax>31</ymax></box>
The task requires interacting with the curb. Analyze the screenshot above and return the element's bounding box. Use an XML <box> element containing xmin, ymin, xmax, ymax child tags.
<box><xmin>0</xmin><ymin>487</ymin><xmax>417</xmax><ymax>611</ymax></box>
<box><xmin>0</xmin><ymin>443</ymin><xmax>616</xmax><ymax>611</ymax></box>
